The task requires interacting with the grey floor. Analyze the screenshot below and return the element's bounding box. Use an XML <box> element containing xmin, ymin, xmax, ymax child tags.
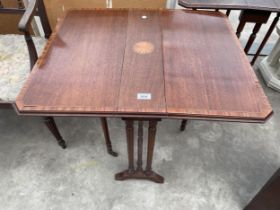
<box><xmin>1</xmin><ymin>10</ymin><xmax>280</xmax><ymax>210</ymax></box>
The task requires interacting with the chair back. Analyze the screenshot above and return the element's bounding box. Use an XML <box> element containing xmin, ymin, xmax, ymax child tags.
<box><xmin>0</xmin><ymin>0</ymin><xmax>52</xmax><ymax>69</ymax></box>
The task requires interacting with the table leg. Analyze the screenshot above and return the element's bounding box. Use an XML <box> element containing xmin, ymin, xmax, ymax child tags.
<box><xmin>236</xmin><ymin>17</ymin><xmax>246</xmax><ymax>38</ymax></box>
<box><xmin>251</xmin><ymin>13</ymin><xmax>280</xmax><ymax>65</ymax></box>
<box><xmin>100</xmin><ymin>117</ymin><xmax>118</xmax><ymax>157</ymax></box>
<box><xmin>43</xmin><ymin>117</ymin><xmax>66</xmax><ymax>149</ymax></box>
<box><xmin>244</xmin><ymin>23</ymin><xmax>263</xmax><ymax>54</ymax></box>
<box><xmin>236</xmin><ymin>10</ymin><xmax>271</xmax><ymax>52</ymax></box>
<box><xmin>115</xmin><ymin>118</ymin><xmax>164</xmax><ymax>183</ymax></box>
<box><xmin>137</xmin><ymin>121</ymin><xmax>143</xmax><ymax>171</ymax></box>
<box><xmin>180</xmin><ymin>119</ymin><xmax>188</xmax><ymax>131</ymax></box>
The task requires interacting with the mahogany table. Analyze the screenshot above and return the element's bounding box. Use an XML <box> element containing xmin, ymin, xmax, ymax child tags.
<box><xmin>179</xmin><ymin>0</ymin><xmax>280</xmax><ymax>65</ymax></box>
<box><xmin>16</xmin><ymin>9</ymin><xmax>272</xmax><ymax>184</ymax></box>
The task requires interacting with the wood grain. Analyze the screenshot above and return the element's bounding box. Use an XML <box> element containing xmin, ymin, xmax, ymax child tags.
<box><xmin>162</xmin><ymin>10</ymin><xmax>272</xmax><ymax>121</ymax></box>
<box><xmin>118</xmin><ymin>10</ymin><xmax>166</xmax><ymax>113</ymax></box>
<box><xmin>17</xmin><ymin>9</ymin><xmax>128</xmax><ymax>113</ymax></box>
<box><xmin>178</xmin><ymin>0</ymin><xmax>280</xmax><ymax>12</ymax></box>
<box><xmin>16</xmin><ymin>9</ymin><xmax>272</xmax><ymax>122</ymax></box>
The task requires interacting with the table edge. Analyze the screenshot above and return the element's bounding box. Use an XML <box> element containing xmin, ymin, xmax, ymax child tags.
<box><xmin>178</xmin><ymin>0</ymin><xmax>280</xmax><ymax>12</ymax></box>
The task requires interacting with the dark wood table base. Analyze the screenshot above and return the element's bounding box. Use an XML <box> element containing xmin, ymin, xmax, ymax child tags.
<box><xmin>115</xmin><ymin>169</ymin><xmax>164</xmax><ymax>183</ymax></box>
<box><xmin>115</xmin><ymin>118</ymin><xmax>164</xmax><ymax>183</ymax></box>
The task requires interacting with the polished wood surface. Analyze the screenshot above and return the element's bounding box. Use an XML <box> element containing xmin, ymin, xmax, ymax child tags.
<box><xmin>162</xmin><ymin>10</ymin><xmax>272</xmax><ymax>121</ymax></box>
<box><xmin>19</xmin><ymin>10</ymin><xmax>128</xmax><ymax>113</ymax></box>
<box><xmin>179</xmin><ymin>0</ymin><xmax>280</xmax><ymax>12</ymax></box>
<box><xmin>16</xmin><ymin>9</ymin><xmax>272</xmax><ymax>122</ymax></box>
<box><xmin>118</xmin><ymin>10</ymin><xmax>166</xmax><ymax>113</ymax></box>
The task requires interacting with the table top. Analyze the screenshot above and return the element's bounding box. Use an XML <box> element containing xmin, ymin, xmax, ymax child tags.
<box><xmin>16</xmin><ymin>9</ymin><xmax>272</xmax><ymax>122</ymax></box>
<box><xmin>179</xmin><ymin>0</ymin><xmax>280</xmax><ymax>12</ymax></box>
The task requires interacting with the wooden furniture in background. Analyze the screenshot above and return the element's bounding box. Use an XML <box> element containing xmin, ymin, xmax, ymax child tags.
<box><xmin>179</xmin><ymin>0</ymin><xmax>280</xmax><ymax>65</ymax></box>
<box><xmin>16</xmin><ymin>9</ymin><xmax>272</xmax><ymax>183</ymax></box>
<box><xmin>0</xmin><ymin>0</ymin><xmax>117</xmax><ymax>156</ymax></box>
<box><xmin>178</xmin><ymin>0</ymin><xmax>280</xmax><ymax>132</ymax></box>
<box><xmin>112</xmin><ymin>0</ymin><xmax>166</xmax><ymax>8</ymax></box>
<box><xmin>43</xmin><ymin>0</ymin><xmax>106</xmax><ymax>29</ymax></box>
<box><xmin>0</xmin><ymin>0</ymin><xmax>25</xmax><ymax>34</ymax></box>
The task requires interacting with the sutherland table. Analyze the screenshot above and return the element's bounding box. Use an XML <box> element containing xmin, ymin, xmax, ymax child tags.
<box><xmin>16</xmin><ymin>9</ymin><xmax>273</xmax><ymax>183</ymax></box>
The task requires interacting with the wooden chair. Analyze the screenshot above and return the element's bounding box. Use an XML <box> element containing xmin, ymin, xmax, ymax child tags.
<box><xmin>0</xmin><ymin>0</ymin><xmax>117</xmax><ymax>156</ymax></box>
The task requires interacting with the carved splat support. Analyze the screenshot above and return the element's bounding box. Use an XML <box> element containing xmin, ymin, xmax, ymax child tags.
<box><xmin>115</xmin><ymin>118</ymin><xmax>164</xmax><ymax>183</ymax></box>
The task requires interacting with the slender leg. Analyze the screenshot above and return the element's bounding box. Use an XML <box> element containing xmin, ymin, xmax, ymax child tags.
<box><xmin>251</xmin><ymin>13</ymin><xmax>280</xmax><ymax>65</ymax></box>
<box><xmin>236</xmin><ymin>18</ymin><xmax>246</xmax><ymax>38</ymax></box>
<box><xmin>43</xmin><ymin>117</ymin><xmax>66</xmax><ymax>149</ymax></box>
<box><xmin>115</xmin><ymin>119</ymin><xmax>135</xmax><ymax>180</ymax></box>
<box><xmin>126</xmin><ymin>120</ymin><xmax>135</xmax><ymax>172</ymax></box>
<box><xmin>244</xmin><ymin>23</ymin><xmax>263</xmax><ymax>54</ymax></box>
<box><xmin>180</xmin><ymin>119</ymin><xmax>188</xmax><ymax>131</ymax></box>
<box><xmin>100</xmin><ymin>117</ymin><xmax>118</xmax><ymax>157</ymax></box>
<box><xmin>145</xmin><ymin>120</ymin><xmax>157</xmax><ymax>174</ymax></box>
<box><xmin>137</xmin><ymin>121</ymin><xmax>143</xmax><ymax>171</ymax></box>
<box><xmin>115</xmin><ymin>119</ymin><xmax>164</xmax><ymax>183</ymax></box>
<box><xmin>144</xmin><ymin>121</ymin><xmax>164</xmax><ymax>183</ymax></box>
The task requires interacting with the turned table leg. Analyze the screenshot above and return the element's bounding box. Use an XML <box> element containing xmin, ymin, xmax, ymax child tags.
<box><xmin>252</xmin><ymin>13</ymin><xmax>280</xmax><ymax>65</ymax></box>
<box><xmin>115</xmin><ymin>118</ymin><xmax>164</xmax><ymax>183</ymax></box>
<box><xmin>244</xmin><ymin>23</ymin><xmax>263</xmax><ymax>54</ymax></box>
<box><xmin>236</xmin><ymin>10</ymin><xmax>271</xmax><ymax>56</ymax></box>
<box><xmin>137</xmin><ymin>121</ymin><xmax>143</xmax><ymax>171</ymax></box>
<box><xmin>43</xmin><ymin>117</ymin><xmax>66</xmax><ymax>149</ymax></box>
<box><xmin>100</xmin><ymin>117</ymin><xmax>118</xmax><ymax>157</ymax></box>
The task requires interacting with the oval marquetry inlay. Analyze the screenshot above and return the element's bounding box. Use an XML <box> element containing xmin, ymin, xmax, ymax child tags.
<box><xmin>133</xmin><ymin>41</ymin><xmax>154</xmax><ymax>55</ymax></box>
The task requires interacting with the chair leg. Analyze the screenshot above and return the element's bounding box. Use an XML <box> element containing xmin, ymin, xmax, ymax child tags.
<box><xmin>100</xmin><ymin>117</ymin><xmax>118</xmax><ymax>157</ymax></box>
<box><xmin>43</xmin><ymin>117</ymin><xmax>66</xmax><ymax>149</ymax></box>
<box><xmin>244</xmin><ymin>23</ymin><xmax>262</xmax><ymax>54</ymax></box>
<box><xmin>180</xmin><ymin>119</ymin><xmax>188</xmax><ymax>131</ymax></box>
